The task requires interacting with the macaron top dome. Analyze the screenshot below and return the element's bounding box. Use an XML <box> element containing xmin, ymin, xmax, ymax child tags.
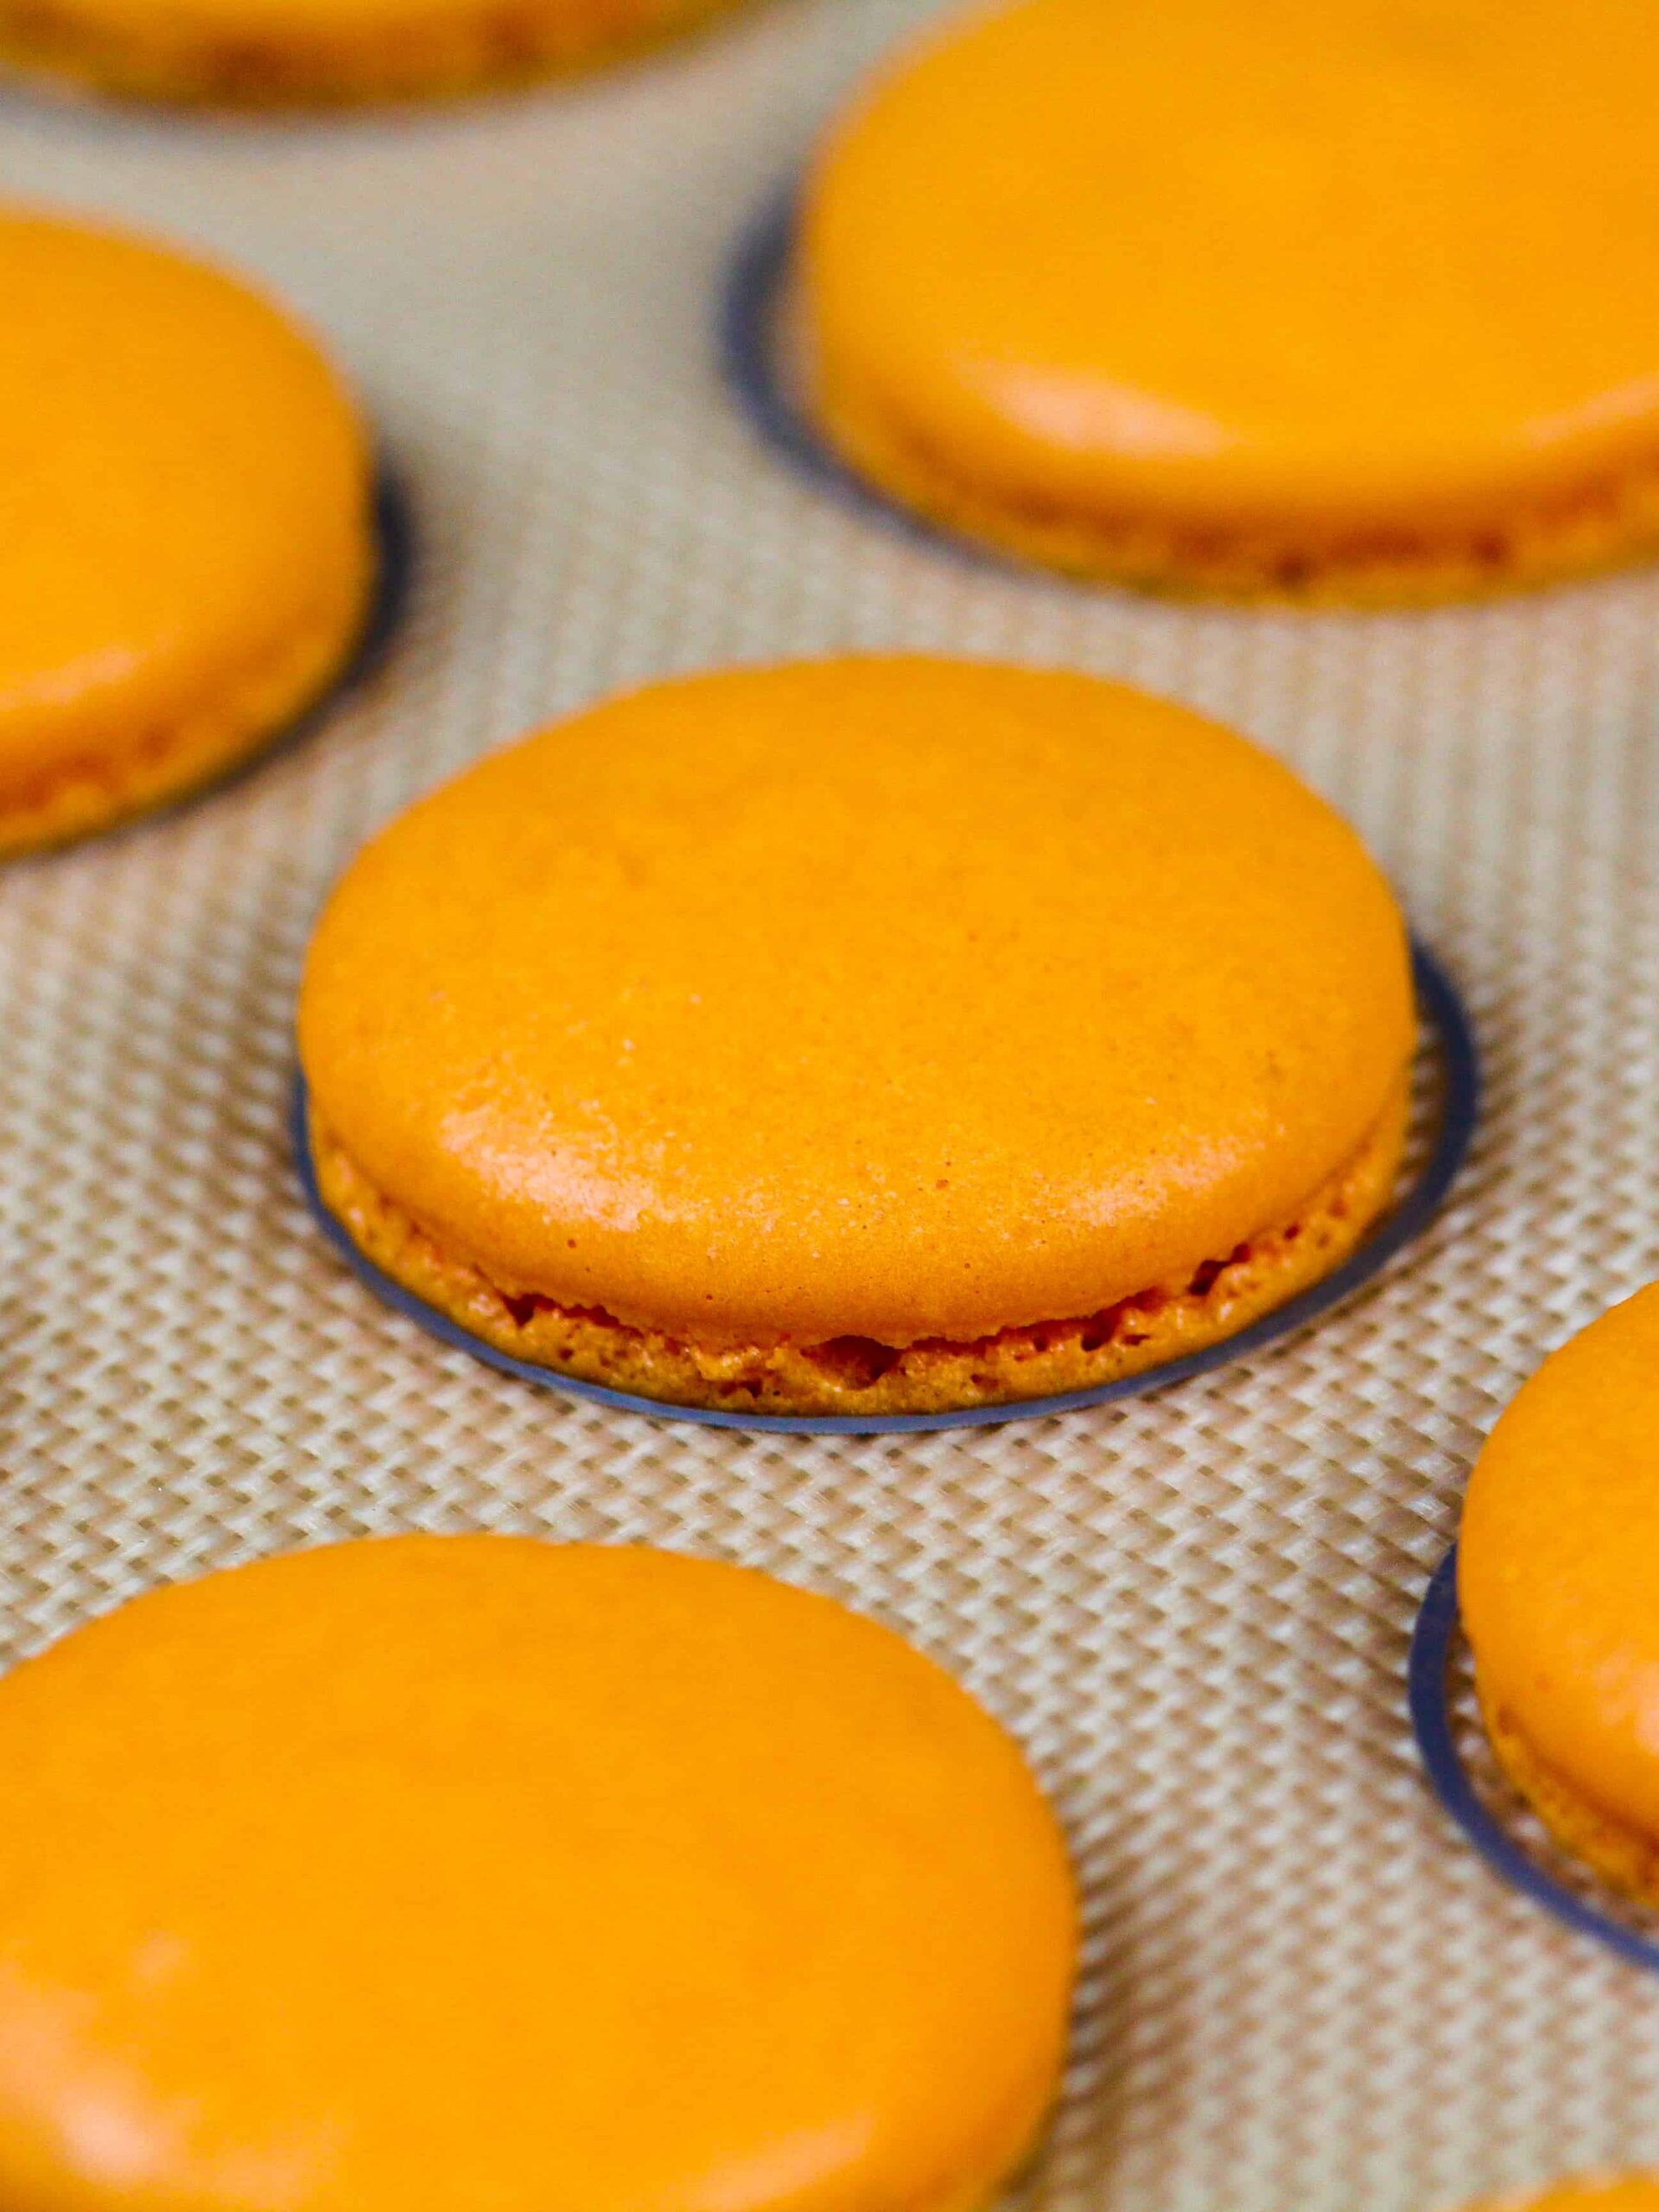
<box><xmin>802</xmin><ymin>0</ymin><xmax>1659</xmax><ymax>533</ymax></box>
<box><xmin>300</xmin><ymin>657</ymin><xmax>1413</xmax><ymax>1347</ymax></box>
<box><xmin>0</xmin><ymin>1535</ymin><xmax>1077</xmax><ymax>2212</ymax></box>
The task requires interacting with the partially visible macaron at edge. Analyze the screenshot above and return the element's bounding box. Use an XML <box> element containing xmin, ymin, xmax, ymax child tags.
<box><xmin>0</xmin><ymin>1534</ymin><xmax>1077</xmax><ymax>2212</ymax></box>
<box><xmin>1461</xmin><ymin>1283</ymin><xmax>1659</xmax><ymax>1910</ymax></box>
<box><xmin>1462</xmin><ymin>2183</ymin><xmax>1659</xmax><ymax>2212</ymax></box>
<box><xmin>797</xmin><ymin>0</ymin><xmax>1659</xmax><ymax>605</ymax></box>
<box><xmin>0</xmin><ymin>0</ymin><xmax>749</xmax><ymax>105</ymax></box>
<box><xmin>0</xmin><ymin>207</ymin><xmax>373</xmax><ymax>855</ymax></box>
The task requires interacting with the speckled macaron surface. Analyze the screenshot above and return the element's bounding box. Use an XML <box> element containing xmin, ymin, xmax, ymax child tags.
<box><xmin>800</xmin><ymin>0</ymin><xmax>1659</xmax><ymax>602</ymax></box>
<box><xmin>0</xmin><ymin>1534</ymin><xmax>1076</xmax><ymax>2212</ymax></box>
<box><xmin>299</xmin><ymin>655</ymin><xmax>1414</xmax><ymax>1415</ymax></box>
<box><xmin>0</xmin><ymin>207</ymin><xmax>372</xmax><ymax>853</ymax></box>
<box><xmin>1461</xmin><ymin>1284</ymin><xmax>1659</xmax><ymax>1910</ymax></box>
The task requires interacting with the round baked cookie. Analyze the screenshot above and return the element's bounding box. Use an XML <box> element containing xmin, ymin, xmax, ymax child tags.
<box><xmin>1461</xmin><ymin>1284</ymin><xmax>1659</xmax><ymax>1910</ymax></box>
<box><xmin>798</xmin><ymin>0</ymin><xmax>1659</xmax><ymax>604</ymax></box>
<box><xmin>0</xmin><ymin>1535</ymin><xmax>1077</xmax><ymax>2212</ymax></box>
<box><xmin>0</xmin><ymin>0</ymin><xmax>741</xmax><ymax>103</ymax></box>
<box><xmin>0</xmin><ymin>208</ymin><xmax>372</xmax><ymax>854</ymax></box>
<box><xmin>299</xmin><ymin>657</ymin><xmax>1416</xmax><ymax>1418</ymax></box>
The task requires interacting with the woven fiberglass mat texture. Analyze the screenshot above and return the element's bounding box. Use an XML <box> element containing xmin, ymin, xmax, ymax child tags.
<box><xmin>3</xmin><ymin>5</ymin><xmax>1659</xmax><ymax>2203</ymax></box>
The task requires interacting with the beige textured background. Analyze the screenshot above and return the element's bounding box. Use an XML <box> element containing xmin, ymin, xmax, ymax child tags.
<box><xmin>3</xmin><ymin>2</ymin><xmax>1659</xmax><ymax>2200</ymax></box>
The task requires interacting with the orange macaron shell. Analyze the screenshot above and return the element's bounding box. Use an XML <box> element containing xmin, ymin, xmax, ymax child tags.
<box><xmin>1469</xmin><ymin>2184</ymin><xmax>1659</xmax><ymax>2212</ymax></box>
<box><xmin>299</xmin><ymin>659</ymin><xmax>1412</xmax><ymax>1355</ymax></box>
<box><xmin>1460</xmin><ymin>1284</ymin><xmax>1659</xmax><ymax>1854</ymax></box>
<box><xmin>0</xmin><ymin>209</ymin><xmax>372</xmax><ymax>850</ymax></box>
<box><xmin>0</xmin><ymin>1536</ymin><xmax>1077</xmax><ymax>2212</ymax></box>
<box><xmin>799</xmin><ymin>0</ymin><xmax>1659</xmax><ymax>597</ymax></box>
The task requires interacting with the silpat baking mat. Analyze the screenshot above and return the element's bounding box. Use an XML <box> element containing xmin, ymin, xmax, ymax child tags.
<box><xmin>3</xmin><ymin>4</ymin><xmax>1659</xmax><ymax>2205</ymax></box>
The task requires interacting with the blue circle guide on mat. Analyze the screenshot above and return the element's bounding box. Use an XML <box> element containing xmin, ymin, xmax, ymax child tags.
<box><xmin>1410</xmin><ymin>1543</ymin><xmax>1659</xmax><ymax>1973</ymax></box>
<box><xmin>293</xmin><ymin>941</ymin><xmax>1478</xmax><ymax>1435</ymax></box>
<box><xmin>356</xmin><ymin>473</ymin><xmax>416</xmax><ymax>686</ymax></box>
<box><xmin>721</xmin><ymin>191</ymin><xmax>1016</xmax><ymax>568</ymax></box>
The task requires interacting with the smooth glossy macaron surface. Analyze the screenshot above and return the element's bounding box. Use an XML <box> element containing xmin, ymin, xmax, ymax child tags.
<box><xmin>0</xmin><ymin>1535</ymin><xmax>1077</xmax><ymax>2212</ymax></box>
<box><xmin>803</xmin><ymin>0</ymin><xmax>1659</xmax><ymax>535</ymax></box>
<box><xmin>299</xmin><ymin>657</ymin><xmax>1414</xmax><ymax>1348</ymax></box>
